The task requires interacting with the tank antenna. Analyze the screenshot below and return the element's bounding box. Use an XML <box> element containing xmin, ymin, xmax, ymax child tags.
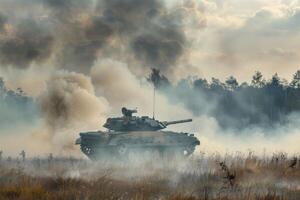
<box><xmin>152</xmin><ymin>85</ymin><xmax>156</xmax><ymax>119</ymax></box>
<box><xmin>150</xmin><ymin>68</ymin><xmax>159</xmax><ymax>119</ymax></box>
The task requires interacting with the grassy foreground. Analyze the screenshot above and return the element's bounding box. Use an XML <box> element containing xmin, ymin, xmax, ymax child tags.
<box><xmin>0</xmin><ymin>152</ymin><xmax>299</xmax><ymax>200</ymax></box>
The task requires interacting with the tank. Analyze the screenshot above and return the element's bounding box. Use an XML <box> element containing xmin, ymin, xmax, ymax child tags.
<box><xmin>75</xmin><ymin>107</ymin><xmax>200</xmax><ymax>160</ymax></box>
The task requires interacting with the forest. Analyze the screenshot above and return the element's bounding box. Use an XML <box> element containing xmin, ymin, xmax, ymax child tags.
<box><xmin>0</xmin><ymin>78</ymin><xmax>37</xmax><ymax>127</ymax></box>
<box><xmin>150</xmin><ymin>69</ymin><xmax>300</xmax><ymax>129</ymax></box>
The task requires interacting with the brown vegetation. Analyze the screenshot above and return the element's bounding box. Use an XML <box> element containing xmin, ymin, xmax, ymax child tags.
<box><xmin>0</xmin><ymin>152</ymin><xmax>299</xmax><ymax>200</ymax></box>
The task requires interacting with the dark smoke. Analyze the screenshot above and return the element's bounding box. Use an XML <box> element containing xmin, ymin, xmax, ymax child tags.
<box><xmin>42</xmin><ymin>0</ymin><xmax>91</xmax><ymax>21</ymax></box>
<box><xmin>39</xmin><ymin>72</ymin><xmax>85</xmax><ymax>129</ymax></box>
<box><xmin>43</xmin><ymin>0</ymin><xmax>85</xmax><ymax>10</ymax></box>
<box><xmin>40</xmin><ymin>88</ymin><xmax>69</xmax><ymax>129</ymax></box>
<box><xmin>99</xmin><ymin>0</ymin><xmax>186</xmax><ymax>70</ymax></box>
<box><xmin>132</xmin><ymin>28</ymin><xmax>184</xmax><ymax>70</ymax></box>
<box><xmin>99</xmin><ymin>0</ymin><xmax>161</xmax><ymax>34</ymax></box>
<box><xmin>42</xmin><ymin>0</ymin><xmax>105</xmax><ymax>72</ymax></box>
<box><xmin>148</xmin><ymin>68</ymin><xmax>170</xmax><ymax>88</ymax></box>
<box><xmin>0</xmin><ymin>18</ymin><xmax>54</xmax><ymax>68</ymax></box>
<box><xmin>56</xmin><ymin>16</ymin><xmax>113</xmax><ymax>72</ymax></box>
<box><xmin>0</xmin><ymin>0</ymin><xmax>188</xmax><ymax>73</ymax></box>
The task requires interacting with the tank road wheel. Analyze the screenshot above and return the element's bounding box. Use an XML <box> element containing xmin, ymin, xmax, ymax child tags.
<box><xmin>183</xmin><ymin>145</ymin><xmax>195</xmax><ymax>157</ymax></box>
<box><xmin>117</xmin><ymin>144</ymin><xmax>128</xmax><ymax>156</ymax></box>
<box><xmin>157</xmin><ymin>147</ymin><xmax>169</xmax><ymax>158</ymax></box>
<box><xmin>81</xmin><ymin>145</ymin><xmax>96</xmax><ymax>159</ymax></box>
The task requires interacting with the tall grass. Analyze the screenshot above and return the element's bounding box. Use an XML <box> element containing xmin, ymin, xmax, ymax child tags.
<box><xmin>0</xmin><ymin>152</ymin><xmax>299</xmax><ymax>200</ymax></box>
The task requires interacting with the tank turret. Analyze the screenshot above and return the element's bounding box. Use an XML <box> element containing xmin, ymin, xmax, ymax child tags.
<box><xmin>103</xmin><ymin>107</ymin><xmax>192</xmax><ymax>132</ymax></box>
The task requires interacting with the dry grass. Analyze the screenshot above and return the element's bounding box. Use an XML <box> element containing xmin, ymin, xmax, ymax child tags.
<box><xmin>0</xmin><ymin>152</ymin><xmax>299</xmax><ymax>200</ymax></box>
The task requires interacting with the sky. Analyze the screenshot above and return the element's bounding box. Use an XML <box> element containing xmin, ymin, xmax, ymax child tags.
<box><xmin>167</xmin><ymin>0</ymin><xmax>300</xmax><ymax>82</ymax></box>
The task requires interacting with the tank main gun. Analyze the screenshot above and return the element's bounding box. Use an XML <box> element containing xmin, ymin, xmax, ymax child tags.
<box><xmin>162</xmin><ymin>119</ymin><xmax>192</xmax><ymax>126</ymax></box>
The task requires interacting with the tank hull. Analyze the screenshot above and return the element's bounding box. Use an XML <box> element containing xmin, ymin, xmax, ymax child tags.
<box><xmin>76</xmin><ymin>131</ymin><xmax>200</xmax><ymax>160</ymax></box>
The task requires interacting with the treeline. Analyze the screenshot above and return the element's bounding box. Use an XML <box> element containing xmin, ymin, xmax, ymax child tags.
<box><xmin>0</xmin><ymin>78</ymin><xmax>37</xmax><ymax>127</ymax></box>
<box><xmin>150</xmin><ymin>69</ymin><xmax>300</xmax><ymax>129</ymax></box>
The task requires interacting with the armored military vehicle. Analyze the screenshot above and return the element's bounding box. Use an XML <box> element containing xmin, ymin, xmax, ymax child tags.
<box><xmin>75</xmin><ymin>107</ymin><xmax>200</xmax><ymax>160</ymax></box>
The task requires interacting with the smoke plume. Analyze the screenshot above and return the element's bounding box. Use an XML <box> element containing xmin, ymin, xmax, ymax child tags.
<box><xmin>37</xmin><ymin>71</ymin><xmax>109</xmax><ymax>152</ymax></box>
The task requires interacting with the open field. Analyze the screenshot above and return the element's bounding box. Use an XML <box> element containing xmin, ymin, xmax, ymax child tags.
<box><xmin>0</xmin><ymin>152</ymin><xmax>299</xmax><ymax>200</ymax></box>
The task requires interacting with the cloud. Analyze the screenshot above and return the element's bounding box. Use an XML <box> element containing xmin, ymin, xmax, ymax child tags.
<box><xmin>180</xmin><ymin>2</ymin><xmax>300</xmax><ymax>82</ymax></box>
<box><xmin>0</xmin><ymin>18</ymin><xmax>54</xmax><ymax>68</ymax></box>
<box><xmin>218</xmin><ymin>8</ymin><xmax>300</xmax><ymax>77</ymax></box>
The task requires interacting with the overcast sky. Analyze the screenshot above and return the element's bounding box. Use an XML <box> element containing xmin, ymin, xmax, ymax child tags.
<box><xmin>174</xmin><ymin>0</ymin><xmax>300</xmax><ymax>82</ymax></box>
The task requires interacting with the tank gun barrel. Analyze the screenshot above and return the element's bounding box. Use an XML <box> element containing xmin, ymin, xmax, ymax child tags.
<box><xmin>163</xmin><ymin>119</ymin><xmax>192</xmax><ymax>126</ymax></box>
